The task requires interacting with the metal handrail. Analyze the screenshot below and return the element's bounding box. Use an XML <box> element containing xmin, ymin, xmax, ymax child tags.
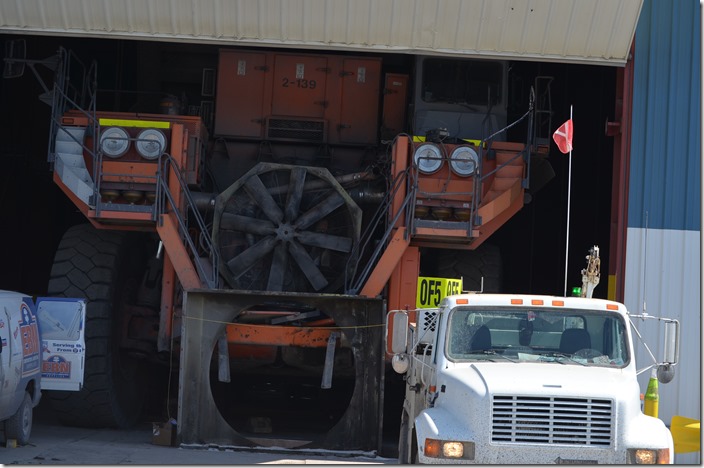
<box><xmin>156</xmin><ymin>153</ymin><xmax>220</xmax><ymax>289</ymax></box>
<box><xmin>345</xmin><ymin>154</ymin><xmax>416</xmax><ymax>294</ymax></box>
<box><xmin>47</xmin><ymin>48</ymin><xmax>218</xmax><ymax>289</ymax></box>
<box><xmin>46</xmin><ymin>48</ymin><xmax>102</xmax><ymax>214</ymax></box>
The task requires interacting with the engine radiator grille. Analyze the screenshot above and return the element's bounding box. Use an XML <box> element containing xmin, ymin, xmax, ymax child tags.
<box><xmin>492</xmin><ymin>395</ymin><xmax>613</xmax><ymax>446</ymax></box>
<box><xmin>266</xmin><ymin>118</ymin><xmax>326</xmax><ymax>142</ymax></box>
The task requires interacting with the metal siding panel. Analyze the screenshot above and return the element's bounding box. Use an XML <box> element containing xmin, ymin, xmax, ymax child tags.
<box><xmin>346</xmin><ymin>1</ymin><xmax>373</xmax><ymax>46</ymax></box>
<box><xmin>498</xmin><ymin>1</ymin><xmax>534</xmax><ymax>54</ymax></box>
<box><xmin>624</xmin><ymin>228</ymin><xmax>700</xmax><ymax>464</ymax></box>
<box><xmin>0</xmin><ymin>0</ymin><xmax>642</xmax><ymax>65</ymax></box>
<box><xmin>628</xmin><ymin>0</ymin><xmax>701</xmax><ymax>231</ymax></box>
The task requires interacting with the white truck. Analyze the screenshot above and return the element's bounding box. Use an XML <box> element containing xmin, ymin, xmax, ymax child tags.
<box><xmin>388</xmin><ymin>292</ymin><xmax>679</xmax><ymax>464</ymax></box>
<box><xmin>0</xmin><ymin>291</ymin><xmax>86</xmax><ymax>445</ymax></box>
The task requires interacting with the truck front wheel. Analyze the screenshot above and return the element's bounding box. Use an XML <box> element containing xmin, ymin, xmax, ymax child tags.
<box><xmin>398</xmin><ymin>412</ymin><xmax>411</xmax><ymax>463</ymax></box>
<box><xmin>46</xmin><ymin>224</ymin><xmax>151</xmax><ymax>428</ymax></box>
<box><xmin>4</xmin><ymin>391</ymin><xmax>32</xmax><ymax>445</ymax></box>
<box><xmin>411</xmin><ymin>429</ymin><xmax>420</xmax><ymax>464</ymax></box>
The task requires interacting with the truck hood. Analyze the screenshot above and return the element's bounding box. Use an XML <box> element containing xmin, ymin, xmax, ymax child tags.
<box><xmin>441</xmin><ymin>361</ymin><xmax>638</xmax><ymax>399</ymax></box>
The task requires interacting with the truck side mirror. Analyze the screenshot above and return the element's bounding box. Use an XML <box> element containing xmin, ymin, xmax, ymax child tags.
<box><xmin>663</xmin><ymin>319</ymin><xmax>679</xmax><ymax>365</ymax></box>
<box><xmin>389</xmin><ymin>311</ymin><xmax>408</xmax><ymax>354</ymax></box>
<box><xmin>656</xmin><ymin>319</ymin><xmax>679</xmax><ymax>384</ymax></box>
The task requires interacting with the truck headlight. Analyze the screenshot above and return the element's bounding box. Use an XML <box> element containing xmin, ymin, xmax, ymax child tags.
<box><xmin>424</xmin><ymin>438</ymin><xmax>474</xmax><ymax>460</ymax></box>
<box><xmin>100</xmin><ymin>127</ymin><xmax>130</xmax><ymax>158</ymax></box>
<box><xmin>449</xmin><ymin>146</ymin><xmax>479</xmax><ymax>177</ymax></box>
<box><xmin>414</xmin><ymin>144</ymin><xmax>443</xmax><ymax>174</ymax></box>
<box><xmin>136</xmin><ymin>129</ymin><xmax>166</xmax><ymax>160</ymax></box>
<box><xmin>627</xmin><ymin>448</ymin><xmax>670</xmax><ymax>464</ymax></box>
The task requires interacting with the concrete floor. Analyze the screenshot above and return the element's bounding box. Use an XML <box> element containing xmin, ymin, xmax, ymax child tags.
<box><xmin>0</xmin><ymin>400</ymin><xmax>396</xmax><ymax>465</ymax></box>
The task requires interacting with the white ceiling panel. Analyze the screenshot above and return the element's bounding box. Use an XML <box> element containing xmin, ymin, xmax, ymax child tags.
<box><xmin>0</xmin><ymin>0</ymin><xmax>643</xmax><ymax>65</ymax></box>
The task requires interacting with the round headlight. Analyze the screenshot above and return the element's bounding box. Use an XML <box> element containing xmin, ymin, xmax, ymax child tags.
<box><xmin>414</xmin><ymin>144</ymin><xmax>443</xmax><ymax>174</ymax></box>
<box><xmin>135</xmin><ymin>129</ymin><xmax>166</xmax><ymax>160</ymax></box>
<box><xmin>99</xmin><ymin>127</ymin><xmax>130</xmax><ymax>158</ymax></box>
<box><xmin>449</xmin><ymin>146</ymin><xmax>479</xmax><ymax>177</ymax></box>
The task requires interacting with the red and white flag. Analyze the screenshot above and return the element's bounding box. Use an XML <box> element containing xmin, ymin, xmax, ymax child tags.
<box><xmin>552</xmin><ymin>119</ymin><xmax>573</xmax><ymax>154</ymax></box>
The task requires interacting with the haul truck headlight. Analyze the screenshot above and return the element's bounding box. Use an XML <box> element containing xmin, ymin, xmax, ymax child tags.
<box><xmin>627</xmin><ymin>448</ymin><xmax>670</xmax><ymax>464</ymax></box>
<box><xmin>424</xmin><ymin>438</ymin><xmax>475</xmax><ymax>460</ymax></box>
<box><xmin>414</xmin><ymin>144</ymin><xmax>443</xmax><ymax>174</ymax></box>
<box><xmin>100</xmin><ymin>127</ymin><xmax>130</xmax><ymax>158</ymax></box>
<box><xmin>136</xmin><ymin>128</ymin><xmax>166</xmax><ymax>160</ymax></box>
<box><xmin>449</xmin><ymin>146</ymin><xmax>479</xmax><ymax>176</ymax></box>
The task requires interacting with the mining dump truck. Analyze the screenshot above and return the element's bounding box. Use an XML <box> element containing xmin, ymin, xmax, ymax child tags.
<box><xmin>4</xmin><ymin>42</ymin><xmax>554</xmax><ymax>451</ymax></box>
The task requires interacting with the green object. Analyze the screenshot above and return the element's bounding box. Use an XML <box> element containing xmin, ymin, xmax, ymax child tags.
<box><xmin>644</xmin><ymin>369</ymin><xmax>659</xmax><ymax>418</ymax></box>
<box><xmin>571</xmin><ymin>287</ymin><xmax>582</xmax><ymax>297</ymax></box>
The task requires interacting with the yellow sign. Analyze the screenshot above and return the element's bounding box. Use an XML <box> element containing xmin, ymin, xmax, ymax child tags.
<box><xmin>411</xmin><ymin>135</ymin><xmax>483</xmax><ymax>147</ymax></box>
<box><xmin>99</xmin><ymin>118</ymin><xmax>170</xmax><ymax>129</ymax></box>
<box><xmin>416</xmin><ymin>276</ymin><xmax>463</xmax><ymax>308</ymax></box>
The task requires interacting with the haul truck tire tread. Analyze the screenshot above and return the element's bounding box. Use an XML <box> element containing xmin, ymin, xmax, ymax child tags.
<box><xmin>46</xmin><ymin>224</ymin><xmax>147</xmax><ymax>428</ymax></box>
<box><xmin>435</xmin><ymin>244</ymin><xmax>503</xmax><ymax>293</ymax></box>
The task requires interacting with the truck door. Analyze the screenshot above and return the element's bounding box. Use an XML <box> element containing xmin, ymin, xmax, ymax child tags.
<box><xmin>0</xmin><ymin>307</ymin><xmax>9</xmax><ymax>413</ymax></box>
<box><xmin>36</xmin><ymin>298</ymin><xmax>87</xmax><ymax>391</ymax></box>
<box><xmin>0</xmin><ymin>299</ymin><xmax>34</xmax><ymax>420</ymax></box>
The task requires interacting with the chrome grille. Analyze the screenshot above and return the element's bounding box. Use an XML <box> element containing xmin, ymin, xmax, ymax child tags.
<box><xmin>492</xmin><ymin>395</ymin><xmax>613</xmax><ymax>446</ymax></box>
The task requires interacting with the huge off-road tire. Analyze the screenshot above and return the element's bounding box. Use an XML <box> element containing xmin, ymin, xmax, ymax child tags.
<box><xmin>46</xmin><ymin>224</ymin><xmax>150</xmax><ymax>428</ymax></box>
<box><xmin>434</xmin><ymin>243</ymin><xmax>503</xmax><ymax>293</ymax></box>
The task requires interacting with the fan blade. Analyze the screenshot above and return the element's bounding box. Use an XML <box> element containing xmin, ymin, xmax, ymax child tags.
<box><xmin>226</xmin><ymin>236</ymin><xmax>277</xmax><ymax>278</ymax></box>
<box><xmin>294</xmin><ymin>192</ymin><xmax>344</xmax><ymax>230</ymax></box>
<box><xmin>288</xmin><ymin>242</ymin><xmax>328</xmax><ymax>291</ymax></box>
<box><xmin>244</xmin><ymin>175</ymin><xmax>284</xmax><ymax>224</ymax></box>
<box><xmin>296</xmin><ymin>231</ymin><xmax>352</xmax><ymax>253</ymax></box>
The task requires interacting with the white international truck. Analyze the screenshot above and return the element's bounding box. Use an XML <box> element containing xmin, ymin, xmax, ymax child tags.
<box><xmin>0</xmin><ymin>291</ymin><xmax>86</xmax><ymax>445</ymax></box>
<box><xmin>388</xmin><ymin>291</ymin><xmax>679</xmax><ymax>464</ymax></box>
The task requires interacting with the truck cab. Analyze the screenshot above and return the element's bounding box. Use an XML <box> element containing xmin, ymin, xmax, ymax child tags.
<box><xmin>389</xmin><ymin>294</ymin><xmax>676</xmax><ymax>464</ymax></box>
<box><xmin>412</xmin><ymin>56</ymin><xmax>509</xmax><ymax>141</ymax></box>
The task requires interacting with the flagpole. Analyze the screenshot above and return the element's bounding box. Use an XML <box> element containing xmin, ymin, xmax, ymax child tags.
<box><xmin>563</xmin><ymin>105</ymin><xmax>573</xmax><ymax>297</ymax></box>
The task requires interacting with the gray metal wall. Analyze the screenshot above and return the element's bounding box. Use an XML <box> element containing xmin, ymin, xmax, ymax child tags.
<box><xmin>625</xmin><ymin>0</ymin><xmax>701</xmax><ymax>463</ymax></box>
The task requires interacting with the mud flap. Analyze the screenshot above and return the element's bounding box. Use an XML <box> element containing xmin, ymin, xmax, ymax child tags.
<box><xmin>178</xmin><ymin>289</ymin><xmax>385</xmax><ymax>451</ymax></box>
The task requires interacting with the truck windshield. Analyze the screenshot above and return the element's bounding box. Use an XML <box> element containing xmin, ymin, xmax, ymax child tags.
<box><xmin>446</xmin><ymin>307</ymin><xmax>629</xmax><ymax>367</ymax></box>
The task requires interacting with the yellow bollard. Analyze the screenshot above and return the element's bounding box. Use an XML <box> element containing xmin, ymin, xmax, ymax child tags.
<box><xmin>643</xmin><ymin>369</ymin><xmax>659</xmax><ymax>418</ymax></box>
<box><xmin>671</xmin><ymin>416</ymin><xmax>701</xmax><ymax>453</ymax></box>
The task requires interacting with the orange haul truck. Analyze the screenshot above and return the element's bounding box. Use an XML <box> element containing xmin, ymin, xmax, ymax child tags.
<box><xmin>5</xmin><ymin>42</ymin><xmax>553</xmax><ymax>452</ymax></box>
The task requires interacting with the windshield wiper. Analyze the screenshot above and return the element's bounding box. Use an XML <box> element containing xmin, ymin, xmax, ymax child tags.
<box><xmin>466</xmin><ymin>350</ymin><xmax>517</xmax><ymax>363</ymax></box>
<box><xmin>539</xmin><ymin>352</ymin><xmax>587</xmax><ymax>366</ymax></box>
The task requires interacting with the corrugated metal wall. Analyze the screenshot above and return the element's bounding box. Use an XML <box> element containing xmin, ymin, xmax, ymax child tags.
<box><xmin>0</xmin><ymin>0</ymin><xmax>642</xmax><ymax>65</ymax></box>
<box><xmin>625</xmin><ymin>0</ymin><xmax>701</xmax><ymax>463</ymax></box>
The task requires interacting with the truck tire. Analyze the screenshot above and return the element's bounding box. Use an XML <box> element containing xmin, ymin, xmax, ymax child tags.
<box><xmin>5</xmin><ymin>391</ymin><xmax>32</xmax><ymax>445</ymax></box>
<box><xmin>46</xmin><ymin>224</ymin><xmax>149</xmax><ymax>428</ymax></box>
<box><xmin>434</xmin><ymin>244</ymin><xmax>503</xmax><ymax>293</ymax></box>
<box><xmin>398</xmin><ymin>412</ymin><xmax>411</xmax><ymax>463</ymax></box>
<box><xmin>411</xmin><ymin>429</ymin><xmax>420</xmax><ymax>464</ymax></box>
